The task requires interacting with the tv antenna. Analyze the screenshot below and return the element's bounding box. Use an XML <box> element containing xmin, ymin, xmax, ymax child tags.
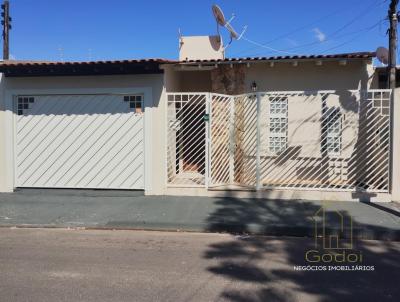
<box><xmin>212</xmin><ymin>4</ymin><xmax>247</xmax><ymax>50</ymax></box>
<box><xmin>58</xmin><ymin>45</ymin><xmax>64</xmax><ymax>62</ymax></box>
<box><xmin>376</xmin><ymin>46</ymin><xmax>389</xmax><ymax>65</ymax></box>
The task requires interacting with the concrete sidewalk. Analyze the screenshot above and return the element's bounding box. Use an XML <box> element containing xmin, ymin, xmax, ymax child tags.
<box><xmin>0</xmin><ymin>189</ymin><xmax>399</xmax><ymax>240</ymax></box>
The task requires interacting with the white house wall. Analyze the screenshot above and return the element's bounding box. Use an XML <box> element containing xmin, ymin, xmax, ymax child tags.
<box><xmin>0</xmin><ymin>74</ymin><xmax>7</xmax><ymax>192</ymax></box>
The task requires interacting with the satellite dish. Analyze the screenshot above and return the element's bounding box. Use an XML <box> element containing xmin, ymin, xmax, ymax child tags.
<box><xmin>376</xmin><ymin>47</ymin><xmax>389</xmax><ymax>65</ymax></box>
<box><xmin>226</xmin><ymin>25</ymin><xmax>239</xmax><ymax>40</ymax></box>
<box><xmin>211</xmin><ymin>4</ymin><xmax>247</xmax><ymax>50</ymax></box>
<box><xmin>212</xmin><ymin>5</ymin><xmax>226</xmax><ymax>26</ymax></box>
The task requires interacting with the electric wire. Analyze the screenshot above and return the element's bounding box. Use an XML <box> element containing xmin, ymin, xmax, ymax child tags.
<box><xmin>233</xmin><ymin>0</ymin><xmax>388</xmax><ymax>57</ymax></box>
<box><xmin>246</xmin><ymin>18</ymin><xmax>385</xmax><ymax>57</ymax></box>
<box><xmin>232</xmin><ymin>5</ymin><xmax>354</xmax><ymax>56</ymax></box>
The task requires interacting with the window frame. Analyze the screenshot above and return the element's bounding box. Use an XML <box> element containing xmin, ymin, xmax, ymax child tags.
<box><xmin>124</xmin><ymin>94</ymin><xmax>144</xmax><ymax>114</ymax></box>
<box><xmin>268</xmin><ymin>97</ymin><xmax>288</xmax><ymax>154</ymax></box>
<box><xmin>324</xmin><ymin>107</ymin><xmax>342</xmax><ymax>157</ymax></box>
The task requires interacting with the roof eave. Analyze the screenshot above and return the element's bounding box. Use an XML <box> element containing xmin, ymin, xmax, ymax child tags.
<box><xmin>0</xmin><ymin>59</ymin><xmax>175</xmax><ymax>77</ymax></box>
<box><xmin>175</xmin><ymin>52</ymin><xmax>375</xmax><ymax>66</ymax></box>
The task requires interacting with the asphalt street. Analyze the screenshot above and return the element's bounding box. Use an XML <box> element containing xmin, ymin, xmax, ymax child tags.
<box><xmin>0</xmin><ymin>228</ymin><xmax>399</xmax><ymax>302</ymax></box>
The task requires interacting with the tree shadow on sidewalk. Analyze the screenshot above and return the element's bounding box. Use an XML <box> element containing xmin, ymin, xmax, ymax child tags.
<box><xmin>203</xmin><ymin>196</ymin><xmax>400</xmax><ymax>302</ymax></box>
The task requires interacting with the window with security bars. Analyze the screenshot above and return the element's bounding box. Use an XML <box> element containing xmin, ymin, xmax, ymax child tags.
<box><xmin>124</xmin><ymin>95</ymin><xmax>143</xmax><ymax>114</ymax></box>
<box><xmin>269</xmin><ymin>97</ymin><xmax>288</xmax><ymax>154</ymax></box>
<box><xmin>325</xmin><ymin>108</ymin><xmax>342</xmax><ymax>156</ymax></box>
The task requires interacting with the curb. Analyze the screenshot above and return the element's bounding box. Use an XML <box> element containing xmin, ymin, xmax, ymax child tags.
<box><xmin>1</xmin><ymin>222</ymin><xmax>399</xmax><ymax>241</ymax></box>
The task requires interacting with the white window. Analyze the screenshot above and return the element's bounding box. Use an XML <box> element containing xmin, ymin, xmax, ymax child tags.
<box><xmin>269</xmin><ymin>97</ymin><xmax>288</xmax><ymax>154</ymax></box>
<box><xmin>325</xmin><ymin>108</ymin><xmax>342</xmax><ymax>156</ymax></box>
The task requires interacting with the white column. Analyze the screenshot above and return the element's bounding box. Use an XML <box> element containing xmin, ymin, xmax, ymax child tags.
<box><xmin>256</xmin><ymin>92</ymin><xmax>261</xmax><ymax>190</ymax></box>
<box><xmin>229</xmin><ymin>96</ymin><xmax>235</xmax><ymax>184</ymax></box>
<box><xmin>205</xmin><ymin>93</ymin><xmax>211</xmax><ymax>189</ymax></box>
<box><xmin>391</xmin><ymin>88</ymin><xmax>400</xmax><ymax>201</ymax></box>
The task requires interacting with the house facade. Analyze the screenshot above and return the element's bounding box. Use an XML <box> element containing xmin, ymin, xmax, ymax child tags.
<box><xmin>0</xmin><ymin>52</ymin><xmax>398</xmax><ymax>202</ymax></box>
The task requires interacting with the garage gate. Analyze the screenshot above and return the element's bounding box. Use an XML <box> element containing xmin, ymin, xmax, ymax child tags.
<box><xmin>14</xmin><ymin>94</ymin><xmax>145</xmax><ymax>189</ymax></box>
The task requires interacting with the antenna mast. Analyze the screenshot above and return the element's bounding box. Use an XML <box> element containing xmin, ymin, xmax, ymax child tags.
<box><xmin>1</xmin><ymin>0</ymin><xmax>11</xmax><ymax>60</ymax></box>
<box><xmin>388</xmin><ymin>0</ymin><xmax>399</xmax><ymax>89</ymax></box>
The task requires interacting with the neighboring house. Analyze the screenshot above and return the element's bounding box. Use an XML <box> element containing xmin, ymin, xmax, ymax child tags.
<box><xmin>0</xmin><ymin>46</ymin><xmax>397</xmax><ymax>202</ymax></box>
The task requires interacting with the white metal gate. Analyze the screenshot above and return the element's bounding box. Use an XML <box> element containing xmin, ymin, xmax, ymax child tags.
<box><xmin>15</xmin><ymin>94</ymin><xmax>145</xmax><ymax>189</ymax></box>
<box><xmin>209</xmin><ymin>93</ymin><xmax>234</xmax><ymax>186</ymax></box>
<box><xmin>166</xmin><ymin>90</ymin><xmax>392</xmax><ymax>193</ymax></box>
<box><xmin>166</xmin><ymin>93</ymin><xmax>208</xmax><ymax>186</ymax></box>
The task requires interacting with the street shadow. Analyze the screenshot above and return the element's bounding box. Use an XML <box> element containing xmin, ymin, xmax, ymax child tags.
<box><xmin>203</xmin><ymin>195</ymin><xmax>400</xmax><ymax>302</ymax></box>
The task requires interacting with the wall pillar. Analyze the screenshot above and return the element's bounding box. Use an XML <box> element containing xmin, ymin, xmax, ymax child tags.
<box><xmin>391</xmin><ymin>88</ymin><xmax>400</xmax><ymax>201</ymax></box>
<box><xmin>0</xmin><ymin>74</ymin><xmax>14</xmax><ymax>192</ymax></box>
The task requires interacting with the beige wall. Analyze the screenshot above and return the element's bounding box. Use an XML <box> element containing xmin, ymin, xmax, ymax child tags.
<box><xmin>165</xmin><ymin>59</ymin><xmax>373</xmax><ymax>93</ymax></box>
<box><xmin>179</xmin><ymin>35</ymin><xmax>224</xmax><ymax>61</ymax></box>
<box><xmin>164</xmin><ymin>68</ymin><xmax>212</xmax><ymax>92</ymax></box>
<box><xmin>0</xmin><ymin>74</ymin><xmax>166</xmax><ymax>193</ymax></box>
<box><xmin>180</xmin><ymin>71</ymin><xmax>212</xmax><ymax>92</ymax></box>
<box><xmin>244</xmin><ymin>60</ymin><xmax>372</xmax><ymax>92</ymax></box>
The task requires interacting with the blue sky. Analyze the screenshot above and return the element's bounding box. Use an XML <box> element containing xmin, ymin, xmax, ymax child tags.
<box><xmin>5</xmin><ymin>0</ymin><xmax>390</xmax><ymax>62</ymax></box>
